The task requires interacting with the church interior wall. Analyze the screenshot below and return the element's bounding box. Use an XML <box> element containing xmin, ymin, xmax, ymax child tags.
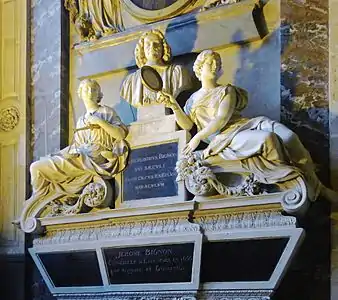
<box><xmin>0</xmin><ymin>0</ymin><xmax>335</xmax><ymax>299</ymax></box>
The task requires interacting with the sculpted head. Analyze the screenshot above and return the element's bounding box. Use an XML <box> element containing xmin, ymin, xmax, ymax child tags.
<box><xmin>78</xmin><ymin>79</ymin><xmax>103</xmax><ymax>105</ymax></box>
<box><xmin>193</xmin><ymin>50</ymin><xmax>222</xmax><ymax>81</ymax></box>
<box><xmin>135</xmin><ymin>29</ymin><xmax>172</xmax><ymax>68</ymax></box>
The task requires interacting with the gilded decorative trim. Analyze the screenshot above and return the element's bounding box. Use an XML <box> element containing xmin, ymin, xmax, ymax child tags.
<box><xmin>120</xmin><ymin>0</ymin><xmax>194</xmax><ymax>21</ymax></box>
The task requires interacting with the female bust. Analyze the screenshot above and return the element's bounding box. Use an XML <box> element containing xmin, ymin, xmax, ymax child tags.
<box><xmin>28</xmin><ymin>79</ymin><xmax>129</xmax><ymax>210</ymax></box>
<box><xmin>120</xmin><ymin>29</ymin><xmax>191</xmax><ymax>107</ymax></box>
<box><xmin>158</xmin><ymin>50</ymin><xmax>321</xmax><ymax>197</ymax></box>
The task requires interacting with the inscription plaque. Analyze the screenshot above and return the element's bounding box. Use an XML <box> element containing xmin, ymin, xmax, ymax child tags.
<box><xmin>200</xmin><ymin>238</ymin><xmax>289</xmax><ymax>282</ymax></box>
<box><xmin>38</xmin><ymin>251</ymin><xmax>103</xmax><ymax>287</ymax></box>
<box><xmin>103</xmin><ymin>243</ymin><xmax>194</xmax><ymax>284</ymax></box>
<box><xmin>122</xmin><ymin>142</ymin><xmax>178</xmax><ymax>201</ymax></box>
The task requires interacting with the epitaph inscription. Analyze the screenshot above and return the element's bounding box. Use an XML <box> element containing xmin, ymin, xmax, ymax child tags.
<box><xmin>103</xmin><ymin>243</ymin><xmax>194</xmax><ymax>284</ymax></box>
<box><xmin>123</xmin><ymin>142</ymin><xmax>178</xmax><ymax>201</ymax></box>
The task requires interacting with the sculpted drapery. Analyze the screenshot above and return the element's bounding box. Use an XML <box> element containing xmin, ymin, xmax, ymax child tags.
<box><xmin>121</xmin><ymin>64</ymin><xmax>191</xmax><ymax>107</ymax></box>
<box><xmin>24</xmin><ymin>79</ymin><xmax>129</xmax><ymax>219</ymax></box>
<box><xmin>157</xmin><ymin>50</ymin><xmax>321</xmax><ymax>197</ymax></box>
<box><xmin>183</xmin><ymin>85</ymin><xmax>305</xmax><ymax>185</ymax></box>
<box><xmin>65</xmin><ymin>0</ymin><xmax>124</xmax><ymax>40</ymax></box>
<box><xmin>120</xmin><ymin>29</ymin><xmax>191</xmax><ymax>108</ymax></box>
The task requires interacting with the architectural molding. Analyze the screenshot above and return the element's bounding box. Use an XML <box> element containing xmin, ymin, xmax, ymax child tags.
<box><xmin>55</xmin><ymin>291</ymin><xmax>197</xmax><ymax>300</ymax></box>
<box><xmin>33</xmin><ymin>214</ymin><xmax>200</xmax><ymax>246</ymax></box>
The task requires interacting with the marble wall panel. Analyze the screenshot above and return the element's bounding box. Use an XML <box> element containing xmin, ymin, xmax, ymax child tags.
<box><xmin>276</xmin><ymin>0</ymin><xmax>331</xmax><ymax>299</ymax></box>
<box><xmin>329</xmin><ymin>1</ymin><xmax>338</xmax><ymax>299</ymax></box>
<box><xmin>30</xmin><ymin>0</ymin><xmax>69</xmax><ymax>160</ymax></box>
<box><xmin>30</xmin><ymin>1</ymin><xmax>69</xmax><ymax>299</ymax></box>
<box><xmin>280</xmin><ymin>0</ymin><xmax>329</xmax><ymax>182</ymax></box>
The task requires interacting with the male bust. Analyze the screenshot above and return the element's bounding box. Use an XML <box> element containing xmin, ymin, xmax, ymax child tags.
<box><xmin>120</xmin><ymin>29</ymin><xmax>191</xmax><ymax>108</ymax></box>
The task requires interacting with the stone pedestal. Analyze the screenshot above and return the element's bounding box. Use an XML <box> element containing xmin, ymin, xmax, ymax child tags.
<box><xmin>28</xmin><ymin>197</ymin><xmax>303</xmax><ymax>300</ymax></box>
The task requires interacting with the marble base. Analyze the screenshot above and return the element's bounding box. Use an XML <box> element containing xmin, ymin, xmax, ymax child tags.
<box><xmin>29</xmin><ymin>197</ymin><xmax>303</xmax><ymax>300</ymax></box>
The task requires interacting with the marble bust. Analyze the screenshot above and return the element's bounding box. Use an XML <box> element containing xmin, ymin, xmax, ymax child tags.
<box><xmin>120</xmin><ymin>29</ymin><xmax>191</xmax><ymax>108</ymax></box>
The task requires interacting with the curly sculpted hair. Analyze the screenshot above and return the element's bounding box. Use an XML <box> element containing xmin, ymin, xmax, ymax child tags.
<box><xmin>135</xmin><ymin>29</ymin><xmax>172</xmax><ymax>68</ymax></box>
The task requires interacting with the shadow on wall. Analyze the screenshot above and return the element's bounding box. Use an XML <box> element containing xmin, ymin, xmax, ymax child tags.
<box><xmin>114</xmin><ymin>15</ymin><xmax>199</xmax><ymax>125</ymax></box>
<box><xmin>232</xmin><ymin>28</ymin><xmax>281</xmax><ymax>121</ymax></box>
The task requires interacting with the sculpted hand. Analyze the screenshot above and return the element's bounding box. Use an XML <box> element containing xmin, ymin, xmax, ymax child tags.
<box><xmin>183</xmin><ymin>135</ymin><xmax>201</xmax><ymax>156</ymax></box>
<box><xmin>87</xmin><ymin>115</ymin><xmax>103</xmax><ymax>128</ymax></box>
<box><xmin>156</xmin><ymin>91</ymin><xmax>177</xmax><ymax>109</ymax></box>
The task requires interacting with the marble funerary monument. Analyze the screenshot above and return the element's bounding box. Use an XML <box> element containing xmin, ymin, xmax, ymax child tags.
<box><xmin>15</xmin><ymin>0</ymin><xmax>336</xmax><ymax>299</ymax></box>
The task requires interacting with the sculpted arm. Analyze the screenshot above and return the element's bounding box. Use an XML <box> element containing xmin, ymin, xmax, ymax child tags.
<box><xmin>196</xmin><ymin>86</ymin><xmax>236</xmax><ymax>140</ymax></box>
<box><xmin>183</xmin><ymin>86</ymin><xmax>236</xmax><ymax>155</ymax></box>
<box><xmin>87</xmin><ymin>115</ymin><xmax>127</xmax><ymax>141</ymax></box>
<box><xmin>172</xmin><ymin>103</ymin><xmax>194</xmax><ymax>131</ymax></box>
<box><xmin>157</xmin><ymin>91</ymin><xmax>194</xmax><ymax>130</ymax></box>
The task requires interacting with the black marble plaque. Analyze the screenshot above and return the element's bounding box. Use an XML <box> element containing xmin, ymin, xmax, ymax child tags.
<box><xmin>131</xmin><ymin>0</ymin><xmax>178</xmax><ymax>10</ymax></box>
<box><xmin>38</xmin><ymin>251</ymin><xmax>103</xmax><ymax>287</ymax></box>
<box><xmin>104</xmin><ymin>243</ymin><xmax>194</xmax><ymax>284</ymax></box>
<box><xmin>200</xmin><ymin>238</ymin><xmax>289</xmax><ymax>282</ymax></box>
<box><xmin>123</xmin><ymin>142</ymin><xmax>178</xmax><ymax>201</ymax></box>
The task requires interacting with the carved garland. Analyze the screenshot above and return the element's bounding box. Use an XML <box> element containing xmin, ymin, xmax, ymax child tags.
<box><xmin>33</xmin><ymin>216</ymin><xmax>200</xmax><ymax>246</ymax></box>
<box><xmin>55</xmin><ymin>290</ymin><xmax>272</xmax><ymax>300</ymax></box>
<box><xmin>33</xmin><ymin>210</ymin><xmax>295</xmax><ymax>246</ymax></box>
<box><xmin>198</xmin><ymin>290</ymin><xmax>273</xmax><ymax>300</ymax></box>
<box><xmin>56</xmin><ymin>292</ymin><xmax>197</xmax><ymax>300</ymax></box>
<box><xmin>195</xmin><ymin>211</ymin><xmax>296</xmax><ymax>233</ymax></box>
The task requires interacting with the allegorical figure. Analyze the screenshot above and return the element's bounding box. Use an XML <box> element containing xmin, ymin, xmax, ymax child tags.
<box><xmin>28</xmin><ymin>79</ymin><xmax>129</xmax><ymax>209</ymax></box>
<box><xmin>158</xmin><ymin>50</ymin><xmax>322</xmax><ymax>198</ymax></box>
<box><xmin>120</xmin><ymin>29</ymin><xmax>191</xmax><ymax>107</ymax></box>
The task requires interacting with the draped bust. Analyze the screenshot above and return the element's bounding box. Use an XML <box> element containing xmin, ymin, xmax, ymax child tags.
<box><xmin>120</xmin><ymin>29</ymin><xmax>191</xmax><ymax>108</ymax></box>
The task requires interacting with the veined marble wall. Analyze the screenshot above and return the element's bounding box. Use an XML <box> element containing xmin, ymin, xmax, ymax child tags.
<box><xmin>30</xmin><ymin>0</ymin><xmax>69</xmax><ymax>160</ymax></box>
<box><xmin>329</xmin><ymin>0</ymin><xmax>338</xmax><ymax>299</ymax></box>
<box><xmin>29</xmin><ymin>0</ymin><xmax>69</xmax><ymax>299</ymax></box>
<box><xmin>275</xmin><ymin>0</ymin><xmax>331</xmax><ymax>299</ymax></box>
<box><xmin>280</xmin><ymin>0</ymin><xmax>329</xmax><ymax>182</ymax></box>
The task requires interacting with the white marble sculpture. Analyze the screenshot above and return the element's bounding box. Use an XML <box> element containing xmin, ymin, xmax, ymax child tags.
<box><xmin>18</xmin><ymin>79</ymin><xmax>129</xmax><ymax>232</ymax></box>
<box><xmin>120</xmin><ymin>29</ymin><xmax>191</xmax><ymax>108</ymax></box>
<box><xmin>157</xmin><ymin>50</ymin><xmax>323</xmax><ymax>208</ymax></box>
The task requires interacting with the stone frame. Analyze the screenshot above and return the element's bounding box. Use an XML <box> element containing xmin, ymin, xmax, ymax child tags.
<box><xmin>200</xmin><ymin>228</ymin><xmax>305</xmax><ymax>291</ymax></box>
<box><xmin>115</xmin><ymin>130</ymin><xmax>189</xmax><ymax>208</ymax></box>
<box><xmin>120</xmin><ymin>0</ymin><xmax>193</xmax><ymax>21</ymax></box>
<box><xmin>29</xmin><ymin>233</ymin><xmax>203</xmax><ymax>294</ymax></box>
